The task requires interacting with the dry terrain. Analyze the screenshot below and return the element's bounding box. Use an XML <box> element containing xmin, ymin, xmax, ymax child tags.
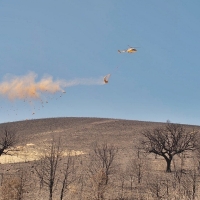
<box><xmin>0</xmin><ymin>117</ymin><xmax>200</xmax><ymax>200</ymax></box>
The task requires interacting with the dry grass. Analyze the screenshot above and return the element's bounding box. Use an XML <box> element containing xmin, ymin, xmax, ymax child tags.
<box><xmin>0</xmin><ymin>143</ymin><xmax>84</xmax><ymax>164</ymax></box>
<box><xmin>0</xmin><ymin>117</ymin><xmax>200</xmax><ymax>199</ymax></box>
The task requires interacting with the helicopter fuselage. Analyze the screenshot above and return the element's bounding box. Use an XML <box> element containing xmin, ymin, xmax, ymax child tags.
<box><xmin>126</xmin><ymin>48</ymin><xmax>137</xmax><ymax>53</ymax></box>
<box><xmin>118</xmin><ymin>47</ymin><xmax>137</xmax><ymax>53</ymax></box>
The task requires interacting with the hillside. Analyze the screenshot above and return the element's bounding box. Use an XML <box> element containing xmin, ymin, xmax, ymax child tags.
<box><xmin>1</xmin><ymin>117</ymin><xmax>199</xmax><ymax>150</ymax></box>
<box><xmin>0</xmin><ymin>117</ymin><xmax>199</xmax><ymax>170</ymax></box>
<box><xmin>0</xmin><ymin>117</ymin><xmax>200</xmax><ymax>200</ymax></box>
<box><xmin>0</xmin><ymin>117</ymin><xmax>168</xmax><ymax>156</ymax></box>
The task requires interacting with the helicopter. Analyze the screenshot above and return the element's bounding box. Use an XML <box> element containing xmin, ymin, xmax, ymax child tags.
<box><xmin>118</xmin><ymin>45</ymin><xmax>137</xmax><ymax>53</ymax></box>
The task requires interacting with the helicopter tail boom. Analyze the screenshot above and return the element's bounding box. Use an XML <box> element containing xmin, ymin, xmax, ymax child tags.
<box><xmin>118</xmin><ymin>50</ymin><xmax>127</xmax><ymax>53</ymax></box>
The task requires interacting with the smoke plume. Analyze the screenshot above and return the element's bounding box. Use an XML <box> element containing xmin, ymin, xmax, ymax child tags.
<box><xmin>0</xmin><ymin>72</ymin><xmax>104</xmax><ymax>100</ymax></box>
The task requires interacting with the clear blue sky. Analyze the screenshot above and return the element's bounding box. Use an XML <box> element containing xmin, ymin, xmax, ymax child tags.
<box><xmin>1</xmin><ymin>1</ymin><xmax>200</xmax><ymax>125</ymax></box>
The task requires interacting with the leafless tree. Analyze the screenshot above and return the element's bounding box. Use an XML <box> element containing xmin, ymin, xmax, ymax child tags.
<box><xmin>59</xmin><ymin>152</ymin><xmax>77</xmax><ymax>200</ymax></box>
<box><xmin>125</xmin><ymin>165</ymin><xmax>134</xmax><ymax>195</ymax></box>
<box><xmin>92</xmin><ymin>142</ymin><xmax>118</xmax><ymax>185</ymax></box>
<box><xmin>87</xmin><ymin>142</ymin><xmax>118</xmax><ymax>199</ymax></box>
<box><xmin>185</xmin><ymin>169</ymin><xmax>198</xmax><ymax>200</ymax></box>
<box><xmin>180</xmin><ymin>158</ymin><xmax>199</xmax><ymax>200</ymax></box>
<box><xmin>89</xmin><ymin>168</ymin><xmax>108</xmax><ymax>200</ymax></box>
<box><xmin>126</xmin><ymin>157</ymin><xmax>146</xmax><ymax>185</ymax></box>
<box><xmin>15</xmin><ymin>169</ymin><xmax>29</xmax><ymax>200</ymax></box>
<box><xmin>1</xmin><ymin>176</ymin><xmax>21</xmax><ymax>200</ymax></box>
<box><xmin>117</xmin><ymin>170</ymin><xmax>127</xmax><ymax>199</ymax></box>
<box><xmin>141</xmin><ymin>123</ymin><xmax>198</xmax><ymax>172</ymax></box>
<box><xmin>0</xmin><ymin>169</ymin><xmax>30</xmax><ymax>200</ymax></box>
<box><xmin>34</xmin><ymin>137</ymin><xmax>62</xmax><ymax>200</ymax></box>
<box><xmin>0</xmin><ymin>127</ymin><xmax>18</xmax><ymax>156</ymax></box>
<box><xmin>146</xmin><ymin>175</ymin><xmax>166</xmax><ymax>200</ymax></box>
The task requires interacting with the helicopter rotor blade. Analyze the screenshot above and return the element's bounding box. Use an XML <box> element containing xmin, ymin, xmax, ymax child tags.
<box><xmin>128</xmin><ymin>45</ymin><xmax>140</xmax><ymax>48</ymax></box>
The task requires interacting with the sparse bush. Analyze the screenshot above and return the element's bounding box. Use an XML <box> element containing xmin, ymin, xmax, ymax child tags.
<box><xmin>1</xmin><ymin>176</ymin><xmax>25</xmax><ymax>200</ymax></box>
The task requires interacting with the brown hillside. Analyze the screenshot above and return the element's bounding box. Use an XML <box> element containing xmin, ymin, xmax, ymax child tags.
<box><xmin>0</xmin><ymin>117</ymin><xmax>199</xmax><ymax>155</ymax></box>
<box><xmin>0</xmin><ymin>118</ymin><xmax>200</xmax><ymax>200</ymax></box>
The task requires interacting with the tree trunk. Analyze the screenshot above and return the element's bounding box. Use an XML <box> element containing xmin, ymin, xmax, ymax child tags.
<box><xmin>60</xmin><ymin>186</ymin><xmax>64</xmax><ymax>200</ymax></box>
<box><xmin>166</xmin><ymin>158</ymin><xmax>172</xmax><ymax>172</ymax></box>
<box><xmin>49</xmin><ymin>186</ymin><xmax>53</xmax><ymax>200</ymax></box>
<box><xmin>60</xmin><ymin>177</ymin><xmax>66</xmax><ymax>200</ymax></box>
<box><xmin>0</xmin><ymin>148</ymin><xmax>5</xmax><ymax>156</ymax></box>
<box><xmin>49</xmin><ymin>192</ymin><xmax>52</xmax><ymax>200</ymax></box>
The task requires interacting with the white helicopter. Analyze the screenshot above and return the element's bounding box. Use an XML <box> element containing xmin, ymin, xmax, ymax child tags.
<box><xmin>118</xmin><ymin>45</ymin><xmax>137</xmax><ymax>53</ymax></box>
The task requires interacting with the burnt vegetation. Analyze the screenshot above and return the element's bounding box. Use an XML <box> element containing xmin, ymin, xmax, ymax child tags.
<box><xmin>0</xmin><ymin>118</ymin><xmax>200</xmax><ymax>199</ymax></box>
<box><xmin>0</xmin><ymin>127</ymin><xmax>18</xmax><ymax>156</ymax></box>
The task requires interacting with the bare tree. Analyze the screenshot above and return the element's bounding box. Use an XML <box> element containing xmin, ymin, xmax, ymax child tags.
<box><xmin>117</xmin><ymin>170</ymin><xmax>127</xmax><ymax>199</ymax></box>
<box><xmin>146</xmin><ymin>174</ymin><xmax>167</xmax><ymax>200</ymax></box>
<box><xmin>87</xmin><ymin>142</ymin><xmax>118</xmax><ymax>199</ymax></box>
<box><xmin>0</xmin><ymin>127</ymin><xmax>17</xmax><ymax>156</ymax></box>
<box><xmin>59</xmin><ymin>152</ymin><xmax>77</xmax><ymax>200</ymax></box>
<box><xmin>92</xmin><ymin>142</ymin><xmax>118</xmax><ymax>185</ymax></box>
<box><xmin>0</xmin><ymin>169</ymin><xmax>30</xmax><ymax>200</ymax></box>
<box><xmin>34</xmin><ymin>137</ymin><xmax>62</xmax><ymax>200</ymax></box>
<box><xmin>1</xmin><ymin>176</ymin><xmax>21</xmax><ymax>200</ymax></box>
<box><xmin>141</xmin><ymin>123</ymin><xmax>198</xmax><ymax>172</ymax></box>
<box><xmin>185</xmin><ymin>169</ymin><xmax>198</xmax><ymax>200</ymax></box>
<box><xmin>93</xmin><ymin>142</ymin><xmax>118</xmax><ymax>184</ymax></box>
<box><xmin>126</xmin><ymin>157</ymin><xmax>146</xmax><ymax>185</ymax></box>
<box><xmin>89</xmin><ymin>169</ymin><xmax>108</xmax><ymax>200</ymax></box>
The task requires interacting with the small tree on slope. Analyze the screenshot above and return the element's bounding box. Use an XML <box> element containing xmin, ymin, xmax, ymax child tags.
<box><xmin>0</xmin><ymin>127</ymin><xmax>17</xmax><ymax>156</ymax></box>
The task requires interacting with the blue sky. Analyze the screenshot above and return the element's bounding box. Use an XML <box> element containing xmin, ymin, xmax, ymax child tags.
<box><xmin>0</xmin><ymin>1</ymin><xmax>200</xmax><ymax>125</ymax></box>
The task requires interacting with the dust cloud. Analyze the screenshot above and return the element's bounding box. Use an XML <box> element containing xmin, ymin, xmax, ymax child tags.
<box><xmin>0</xmin><ymin>72</ymin><xmax>105</xmax><ymax>100</ymax></box>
